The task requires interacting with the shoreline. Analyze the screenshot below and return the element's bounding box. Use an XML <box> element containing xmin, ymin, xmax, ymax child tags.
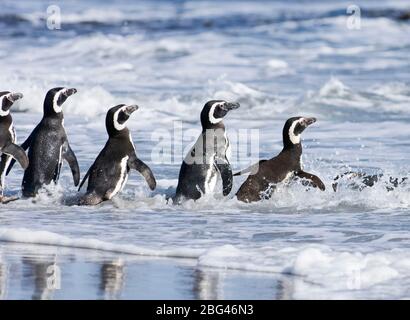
<box><xmin>0</xmin><ymin>242</ymin><xmax>289</xmax><ymax>300</ymax></box>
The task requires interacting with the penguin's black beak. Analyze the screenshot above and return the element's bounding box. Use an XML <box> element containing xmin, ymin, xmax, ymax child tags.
<box><xmin>124</xmin><ymin>105</ymin><xmax>139</xmax><ymax>116</ymax></box>
<box><xmin>223</xmin><ymin>102</ymin><xmax>240</xmax><ymax>111</ymax></box>
<box><xmin>64</xmin><ymin>88</ymin><xmax>77</xmax><ymax>97</ymax></box>
<box><xmin>8</xmin><ymin>92</ymin><xmax>23</xmax><ymax>103</ymax></box>
<box><xmin>301</xmin><ymin>117</ymin><xmax>316</xmax><ymax>128</ymax></box>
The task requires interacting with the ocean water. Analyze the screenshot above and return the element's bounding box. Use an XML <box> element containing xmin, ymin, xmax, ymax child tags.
<box><xmin>1</xmin><ymin>0</ymin><xmax>410</xmax><ymax>299</ymax></box>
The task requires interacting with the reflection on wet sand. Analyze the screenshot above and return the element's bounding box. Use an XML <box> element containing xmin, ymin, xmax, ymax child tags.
<box><xmin>193</xmin><ymin>268</ymin><xmax>224</xmax><ymax>300</ymax></box>
<box><xmin>99</xmin><ymin>259</ymin><xmax>125</xmax><ymax>300</ymax></box>
<box><xmin>0</xmin><ymin>257</ymin><xmax>8</xmax><ymax>299</ymax></box>
<box><xmin>194</xmin><ymin>267</ymin><xmax>298</xmax><ymax>300</ymax></box>
<box><xmin>22</xmin><ymin>255</ymin><xmax>60</xmax><ymax>300</ymax></box>
<box><xmin>1</xmin><ymin>243</ymin><xmax>296</xmax><ymax>299</ymax></box>
<box><xmin>275</xmin><ymin>275</ymin><xmax>295</xmax><ymax>300</ymax></box>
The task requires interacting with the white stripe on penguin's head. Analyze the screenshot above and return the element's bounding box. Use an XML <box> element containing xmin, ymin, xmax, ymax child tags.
<box><xmin>209</xmin><ymin>102</ymin><xmax>225</xmax><ymax>124</ymax></box>
<box><xmin>52</xmin><ymin>88</ymin><xmax>68</xmax><ymax>114</ymax></box>
<box><xmin>288</xmin><ymin>118</ymin><xmax>303</xmax><ymax>144</ymax></box>
<box><xmin>0</xmin><ymin>94</ymin><xmax>11</xmax><ymax>116</ymax></box>
<box><xmin>0</xmin><ymin>92</ymin><xmax>23</xmax><ymax>117</ymax></box>
<box><xmin>113</xmin><ymin>105</ymin><xmax>128</xmax><ymax>131</ymax></box>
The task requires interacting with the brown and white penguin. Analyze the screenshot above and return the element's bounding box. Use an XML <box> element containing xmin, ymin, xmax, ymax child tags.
<box><xmin>235</xmin><ymin>117</ymin><xmax>325</xmax><ymax>203</ymax></box>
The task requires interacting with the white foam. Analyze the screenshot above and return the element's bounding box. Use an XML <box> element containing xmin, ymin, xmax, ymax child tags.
<box><xmin>0</xmin><ymin>228</ymin><xmax>202</xmax><ymax>259</ymax></box>
<box><xmin>290</xmin><ymin>247</ymin><xmax>410</xmax><ymax>299</ymax></box>
<box><xmin>319</xmin><ymin>77</ymin><xmax>350</xmax><ymax>97</ymax></box>
<box><xmin>267</xmin><ymin>59</ymin><xmax>288</xmax><ymax>69</ymax></box>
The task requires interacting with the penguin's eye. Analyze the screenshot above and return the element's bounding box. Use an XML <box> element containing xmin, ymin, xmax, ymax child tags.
<box><xmin>213</xmin><ymin>103</ymin><xmax>228</xmax><ymax>119</ymax></box>
<box><xmin>2</xmin><ymin>96</ymin><xmax>12</xmax><ymax>110</ymax></box>
<box><xmin>57</xmin><ymin>94</ymin><xmax>68</xmax><ymax>106</ymax></box>
<box><xmin>217</xmin><ymin>103</ymin><xmax>226</xmax><ymax>110</ymax></box>
<box><xmin>117</xmin><ymin>110</ymin><xmax>129</xmax><ymax>124</ymax></box>
<box><xmin>293</xmin><ymin>122</ymin><xmax>305</xmax><ymax>135</ymax></box>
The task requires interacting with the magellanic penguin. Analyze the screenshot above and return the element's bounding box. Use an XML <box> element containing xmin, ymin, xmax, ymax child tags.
<box><xmin>235</xmin><ymin>117</ymin><xmax>325</xmax><ymax>203</ymax></box>
<box><xmin>0</xmin><ymin>92</ymin><xmax>29</xmax><ymax>203</ymax></box>
<box><xmin>78</xmin><ymin>104</ymin><xmax>156</xmax><ymax>205</ymax></box>
<box><xmin>6</xmin><ymin>87</ymin><xmax>80</xmax><ymax>197</ymax></box>
<box><xmin>173</xmin><ymin>100</ymin><xmax>240</xmax><ymax>204</ymax></box>
<box><xmin>332</xmin><ymin>171</ymin><xmax>408</xmax><ymax>192</ymax></box>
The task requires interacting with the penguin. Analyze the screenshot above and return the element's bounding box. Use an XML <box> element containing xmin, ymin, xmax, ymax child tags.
<box><xmin>235</xmin><ymin>117</ymin><xmax>325</xmax><ymax>203</ymax></box>
<box><xmin>6</xmin><ymin>87</ymin><xmax>80</xmax><ymax>197</ymax></box>
<box><xmin>78</xmin><ymin>104</ymin><xmax>156</xmax><ymax>205</ymax></box>
<box><xmin>173</xmin><ymin>100</ymin><xmax>240</xmax><ymax>204</ymax></box>
<box><xmin>0</xmin><ymin>91</ymin><xmax>29</xmax><ymax>203</ymax></box>
<box><xmin>332</xmin><ymin>171</ymin><xmax>407</xmax><ymax>192</ymax></box>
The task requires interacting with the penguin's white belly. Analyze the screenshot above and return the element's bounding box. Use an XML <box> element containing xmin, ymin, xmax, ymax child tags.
<box><xmin>58</xmin><ymin>145</ymin><xmax>63</xmax><ymax>167</ymax></box>
<box><xmin>108</xmin><ymin>156</ymin><xmax>129</xmax><ymax>199</ymax></box>
<box><xmin>9</xmin><ymin>123</ymin><xmax>16</xmax><ymax>143</ymax></box>
<box><xmin>204</xmin><ymin>170</ymin><xmax>218</xmax><ymax>194</ymax></box>
<box><xmin>202</xmin><ymin>133</ymin><xmax>229</xmax><ymax>194</ymax></box>
<box><xmin>204</xmin><ymin>163</ymin><xmax>218</xmax><ymax>194</ymax></box>
<box><xmin>1</xmin><ymin>125</ymin><xmax>16</xmax><ymax>190</ymax></box>
<box><xmin>224</xmin><ymin>133</ymin><xmax>231</xmax><ymax>160</ymax></box>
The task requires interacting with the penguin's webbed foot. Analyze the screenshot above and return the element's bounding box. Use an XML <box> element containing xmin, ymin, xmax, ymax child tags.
<box><xmin>78</xmin><ymin>193</ymin><xmax>104</xmax><ymax>206</ymax></box>
<box><xmin>0</xmin><ymin>195</ymin><xmax>19</xmax><ymax>204</ymax></box>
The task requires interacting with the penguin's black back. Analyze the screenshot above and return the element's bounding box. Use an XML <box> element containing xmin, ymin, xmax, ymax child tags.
<box><xmin>22</xmin><ymin>117</ymin><xmax>66</xmax><ymax>197</ymax></box>
<box><xmin>85</xmin><ymin>131</ymin><xmax>134</xmax><ymax>196</ymax></box>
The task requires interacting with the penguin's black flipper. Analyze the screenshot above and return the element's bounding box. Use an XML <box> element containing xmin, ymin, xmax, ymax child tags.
<box><xmin>233</xmin><ymin>160</ymin><xmax>266</xmax><ymax>176</ymax></box>
<box><xmin>295</xmin><ymin>170</ymin><xmax>326</xmax><ymax>191</ymax></box>
<box><xmin>6</xmin><ymin>130</ymin><xmax>34</xmax><ymax>176</ymax></box>
<box><xmin>215</xmin><ymin>157</ymin><xmax>233</xmax><ymax>196</ymax></box>
<box><xmin>128</xmin><ymin>154</ymin><xmax>156</xmax><ymax>190</ymax></box>
<box><xmin>0</xmin><ymin>195</ymin><xmax>19</xmax><ymax>204</ymax></box>
<box><xmin>2</xmin><ymin>143</ymin><xmax>29</xmax><ymax>171</ymax></box>
<box><xmin>78</xmin><ymin>164</ymin><xmax>93</xmax><ymax>191</ymax></box>
<box><xmin>63</xmin><ymin>141</ymin><xmax>80</xmax><ymax>186</ymax></box>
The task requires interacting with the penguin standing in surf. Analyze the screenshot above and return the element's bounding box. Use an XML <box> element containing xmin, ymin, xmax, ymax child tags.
<box><xmin>78</xmin><ymin>104</ymin><xmax>156</xmax><ymax>205</ymax></box>
<box><xmin>6</xmin><ymin>87</ymin><xmax>80</xmax><ymax>197</ymax></box>
<box><xmin>173</xmin><ymin>100</ymin><xmax>240</xmax><ymax>204</ymax></box>
<box><xmin>332</xmin><ymin>171</ymin><xmax>408</xmax><ymax>192</ymax></box>
<box><xmin>235</xmin><ymin>117</ymin><xmax>325</xmax><ymax>203</ymax></box>
<box><xmin>0</xmin><ymin>91</ymin><xmax>29</xmax><ymax>203</ymax></box>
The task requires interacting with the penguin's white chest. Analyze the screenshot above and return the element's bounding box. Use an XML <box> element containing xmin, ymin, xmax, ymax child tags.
<box><xmin>9</xmin><ymin>123</ymin><xmax>16</xmax><ymax>143</ymax></box>
<box><xmin>203</xmin><ymin>133</ymin><xmax>230</xmax><ymax>194</ymax></box>
<box><xmin>1</xmin><ymin>124</ymin><xmax>16</xmax><ymax>190</ymax></box>
<box><xmin>58</xmin><ymin>145</ymin><xmax>63</xmax><ymax>166</ymax></box>
<box><xmin>204</xmin><ymin>164</ymin><xmax>218</xmax><ymax>194</ymax></box>
<box><xmin>108</xmin><ymin>156</ymin><xmax>129</xmax><ymax>199</ymax></box>
<box><xmin>225</xmin><ymin>133</ymin><xmax>231</xmax><ymax>161</ymax></box>
<box><xmin>57</xmin><ymin>120</ymin><xmax>65</xmax><ymax>167</ymax></box>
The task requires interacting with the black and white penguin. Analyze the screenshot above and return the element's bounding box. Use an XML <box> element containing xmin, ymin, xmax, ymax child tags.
<box><xmin>173</xmin><ymin>100</ymin><xmax>240</xmax><ymax>204</ymax></box>
<box><xmin>332</xmin><ymin>171</ymin><xmax>407</xmax><ymax>192</ymax></box>
<box><xmin>0</xmin><ymin>91</ymin><xmax>29</xmax><ymax>203</ymax></box>
<box><xmin>78</xmin><ymin>104</ymin><xmax>156</xmax><ymax>205</ymax></box>
<box><xmin>6</xmin><ymin>87</ymin><xmax>80</xmax><ymax>197</ymax></box>
<box><xmin>235</xmin><ymin>117</ymin><xmax>325</xmax><ymax>203</ymax></box>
